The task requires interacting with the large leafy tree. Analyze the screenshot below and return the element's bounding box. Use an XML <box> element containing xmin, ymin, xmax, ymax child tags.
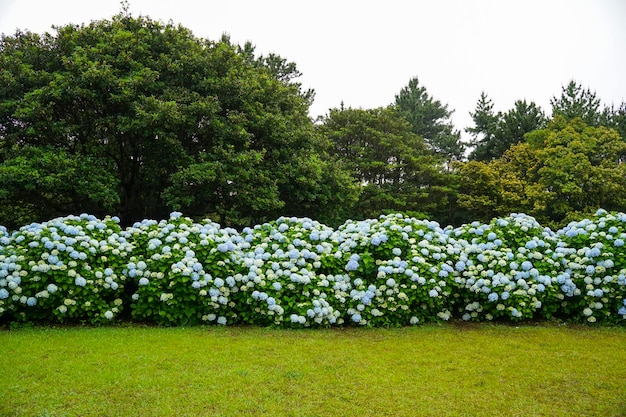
<box><xmin>394</xmin><ymin>77</ymin><xmax>464</xmax><ymax>161</ymax></box>
<box><xmin>0</xmin><ymin>10</ymin><xmax>353</xmax><ymax>228</ymax></box>
<box><xmin>318</xmin><ymin>106</ymin><xmax>458</xmax><ymax>223</ymax></box>
<box><xmin>458</xmin><ymin>117</ymin><xmax>626</xmax><ymax>226</ymax></box>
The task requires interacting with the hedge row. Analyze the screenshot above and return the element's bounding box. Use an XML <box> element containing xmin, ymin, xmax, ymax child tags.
<box><xmin>1</xmin><ymin>210</ymin><xmax>625</xmax><ymax>326</ymax></box>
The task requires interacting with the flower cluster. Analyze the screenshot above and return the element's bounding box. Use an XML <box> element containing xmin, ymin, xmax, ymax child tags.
<box><xmin>120</xmin><ymin>212</ymin><xmax>243</xmax><ymax>325</ymax></box>
<box><xmin>1</xmin><ymin>210</ymin><xmax>625</xmax><ymax>326</ymax></box>
<box><xmin>0</xmin><ymin>214</ymin><xmax>129</xmax><ymax>324</ymax></box>
<box><xmin>446</xmin><ymin>213</ymin><xmax>563</xmax><ymax>322</ymax></box>
<box><xmin>555</xmin><ymin>209</ymin><xmax>626</xmax><ymax>324</ymax></box>
<box><xmin>334</xmin><ymin>215</ymin><xmax>453</xmax><ymax>326</ymax></box>
<box><xmin>235</xmin><ymin>216</ymin><xmax>344</xmax><ymax>327</ymax></box>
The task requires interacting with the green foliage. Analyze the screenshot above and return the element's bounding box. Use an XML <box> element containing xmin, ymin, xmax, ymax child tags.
<box><xmin>551</xmin><ymin>80</ymin><xmax>602</xmax><ymax>126</ymax></box>
<box><xmin>601</xmin><ymin>101</ymin><xmax>626</xmax><ymax>142</ymax></box>
<box><xmin>467</xmin><ymin>93</ymin><xmax>547</xmax><ymax>160</ymax></box>
<box><xmin>458</xmin><ymin>118</ymin><xmax>626</xmax><ymax>227</ymax></box>
<box><xmin>2</xmin><ymin>210</ymin><xmax>626</xmax><ymax>327</ymax></box>
<box><xmin>0</xmin><ymin>11</ymin><xmax>354</xmax><ymax>228</ymax></box>
<box><xmin>394</xmin><ymin>77</ymin><xmax>465</xmax><ymax>161</ymax></box>
<box><xmin>318</xmin><ymin>106</ymin><xmax>456</xmax><ymax>224</ymax></box>
<box><xmin>0</xmin><ymin>147</ymin><xmax>119</xmax><ymax>229</ymax></box>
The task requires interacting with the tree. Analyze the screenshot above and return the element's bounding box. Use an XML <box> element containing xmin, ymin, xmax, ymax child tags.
<box><xmin>466</xmin><ymin>92</ymin><xmax>501</xmax><ymax>160</ymax></box>
<box><xmin>0</xmin><ymin>11</ymin><xmax>355</xmax><ymax>228</ymax></box>
<box><xmin>318</xmin><ymin>106</ymin><xmax>457</xmax><ymax>223</ymax></box>
<box><xmin>525</xmin><ymin>117</ymin><xmax>626</xmax><ymax>224</ymax></box>
<box><xmin>467</xmin><ymin>94</ymin><xmax>546</xmax><ymax>161</ymax></box>
<box><xmin>550</xmin><ymin>80</ymin><xmax>602</xmax><ymax>126</ymax></box>
<box><xmin>454</xmin><ymin>159</ymin><xmax>529</xmax><ymax>222</ymax></box>
<box><xmin>457</xmin><ymin>117</ymin><xmax>626</xmax><ymax>227</ymax></box>
<box><xmin>601</xmin><ymin>101</ymin><xmax>626</xmax><ymax>142</ymax></box>
<box><xmin>394</xmin><ymin>77</ymin><xmax>465</xmax><ymax>161</ymax></box>
<box><xmin>0</xmin><ymin>147</ymin><xmax>119</xmax><ymax>229</ymax></box>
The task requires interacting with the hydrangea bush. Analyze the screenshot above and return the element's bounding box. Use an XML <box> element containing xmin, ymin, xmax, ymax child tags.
<box><xmin>334</xmin><ymin>214</ymin><xmax>453</xmax><ymax>326</ymax></box>
<box><xmin>235</xmin><ymin>216</ymin><xmax>344</xmax><ymax>327</ymax></box>
<box><xmin>1</xmin><ymin>210</ymin><xmax>626</xmax><ymax>327</ymax></box>
<box><xmin>120</xmin><ymin>212</ymin><xmax>243</xmax><ymax>325</ymax></box>
<box><xmin>555</xmin><ymin>209</ymin><xmax>626</xmax><ymax>324</ymax></box>
<box><xmin>0</xmin><ymin>214</ymin><xmax>129</xmax><ymax>324</ymax></box>
<box><xmin>447</xmin><ymin>214</ymin><xmax>563</xmax><ymax>322</ymax></box>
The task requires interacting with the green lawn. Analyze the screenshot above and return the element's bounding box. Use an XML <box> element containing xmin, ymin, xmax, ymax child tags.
<box><xmin>1</xmin><ymin>324</ymin><xmax>625</xmax><ymax>417</ymax></box>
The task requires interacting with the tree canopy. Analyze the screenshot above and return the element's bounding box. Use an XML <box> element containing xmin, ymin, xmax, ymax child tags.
<box><xmin>1</xmin><ymin>8</ymin><xmax>624</xmax><ymax>231</ymax></box>
<box><xmin>551</xmin><ymin>80</ymin><xmax>602</xmax><ymax>126</ymax></box>
<box><xmin>394</xmin><ymin>77</ymin><xmax>464</xmax><ymax>161</ymax></box>
<box><xmin>458</xmin><ymin>117</ymin><xmax>626</xmax><ymax>226</ymax></box>
<box><xmin>0</xmin><ymin>11</ymin><xmax>355</xmax><ymax>228</ymax></box>
<box><xmin>318</xmin><ymin>106</ymin><xmax>457</xmax><ymax>223</ymax></box>
<box><xmin>467</xmin><ymin>93</ymin><xmax>547</xmax><ymax>161</ymax></box>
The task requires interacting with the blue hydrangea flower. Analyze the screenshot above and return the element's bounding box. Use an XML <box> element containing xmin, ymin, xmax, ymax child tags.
<box><xmin>587</xmin><ymin>247</ymin><xmax>601</xmax><ymax>258</ymax></box>
<box><xmin>345</xmin><ymin>254</ymin><xmax>360</xmax><ymax>271</ymax></box>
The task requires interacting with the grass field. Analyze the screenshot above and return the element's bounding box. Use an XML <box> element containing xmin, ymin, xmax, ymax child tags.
<box><xmin>1</xmin><ymin>323</ymin><xmax>625</xmax><ymax>417</ymax></box>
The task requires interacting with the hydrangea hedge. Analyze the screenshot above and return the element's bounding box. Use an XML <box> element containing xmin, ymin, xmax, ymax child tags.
<box><xmin>1</xmin><ymin>210</ymin><xmax>626</xmax><ymax>327</ymax></box>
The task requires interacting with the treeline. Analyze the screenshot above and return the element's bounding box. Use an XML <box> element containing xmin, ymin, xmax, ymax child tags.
<box><xmin>1</xmin><ymin>9</ymin><xmax>625</xmax><ymax>231</ymax></box>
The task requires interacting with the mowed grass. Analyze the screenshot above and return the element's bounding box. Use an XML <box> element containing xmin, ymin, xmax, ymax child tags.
<box><xmin>1</xmin><ymin>324</ymin><xmax>625</xmax><ymax>417</ymax></box>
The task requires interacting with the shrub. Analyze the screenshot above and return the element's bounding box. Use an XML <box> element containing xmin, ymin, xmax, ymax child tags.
<box><xmin>1</xmin><ymin>210</ymin><xmax>626</xmax><ymax>327</ymax></box>
<box><xmin>120</xmin><ymin>212</ymin><xmax>243</xmax><ymax>325</ymax></box>
<box><xmin>0</xmin><ymin>214</ymin><xmax>129</xmax><ymax>324</ymax></box>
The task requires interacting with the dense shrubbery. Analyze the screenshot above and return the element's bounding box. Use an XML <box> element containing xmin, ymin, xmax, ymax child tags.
<box><xmin>1</xmin><ymin>210</ymin><xmax>626</xmax><ymax>327</ymax></box>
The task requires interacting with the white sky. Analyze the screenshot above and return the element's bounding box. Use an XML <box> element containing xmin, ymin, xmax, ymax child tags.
<box><xmin>1</xmin><ymin>0</ymin><xmax>625</xmax><ymax>140</ymax></box>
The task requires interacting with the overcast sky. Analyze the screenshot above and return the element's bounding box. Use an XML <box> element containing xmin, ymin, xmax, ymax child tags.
<box><xmin>1</xmin><ymin>0</ymin><xmax>625</xmax><ymax>139</ymax></box>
